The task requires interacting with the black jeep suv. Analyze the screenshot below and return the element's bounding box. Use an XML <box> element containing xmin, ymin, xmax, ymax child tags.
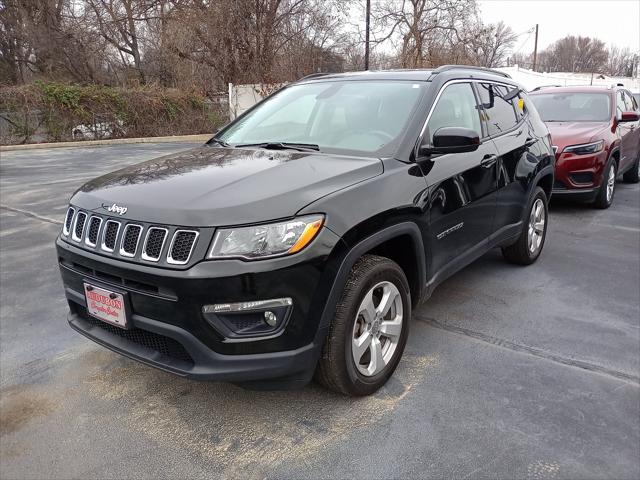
<box><xmin>57</xmin><ymin>66</ymin><xmax>554</xmax><ymax>396</ymax></box>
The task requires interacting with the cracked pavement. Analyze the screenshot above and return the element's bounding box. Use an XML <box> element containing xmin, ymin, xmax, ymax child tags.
<box><xmin>1</xmin><ymin>142</ymin><xmax>639</xmax><ymax>479</ymax></box>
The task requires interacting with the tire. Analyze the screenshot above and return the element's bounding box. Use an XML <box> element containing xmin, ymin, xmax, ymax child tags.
<box><xmin>592</xmin><ymin>159</ymin><xmax>617</xmax><ymax>209</ymax></box>
<box><xmin>502</xmin><ymin>187</ymin><xmax>548</xmax><ymax>265</ymax></box>
<box><xmin>315</xmin><ymin>254</ymin><xmax>410</xmax><ymax>396</ymax></box>
<box><xmin>622</xmin><ymin>156</ymin><xmax>640</xmax><ymax>183</ymax></box>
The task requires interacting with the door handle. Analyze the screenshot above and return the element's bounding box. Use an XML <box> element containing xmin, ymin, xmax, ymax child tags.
<box><xmin>481</xmin><ymin>154</ymin><xmax>498</xmax><ymax>168</ymax></box>
<box><xmin>524</xmin><ymin>137</ymin><xmax>537</xmax><ymax>147</ymax></box>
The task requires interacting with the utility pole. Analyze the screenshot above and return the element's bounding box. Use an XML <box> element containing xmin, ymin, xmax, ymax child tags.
<box><xmin>532</xmin><ymin>24</ymin><xmax>539</xmax><ymax>71</ymax></box>
<box><xmin>364</xmin><ymin>0</ymin><xmax>371</xmax><ymax>70</ymax></box>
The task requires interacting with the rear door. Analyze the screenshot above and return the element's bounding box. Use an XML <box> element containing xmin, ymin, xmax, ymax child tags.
<box><xmin>421</xmin><ymin>81</ymin><xmax>500</xmax><ymax>274</ymax></box>
<box><xmin>475</xmin><ymin>82</ymin><xmax>531</xmax><ymax>232</ymax></box>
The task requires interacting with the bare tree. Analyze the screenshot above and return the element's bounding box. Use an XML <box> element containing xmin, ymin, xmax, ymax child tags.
<box><xmin>468</xmin><ymin>21</ymin><xmax>517</xmax><ymax>68</ymax></box>
<box><xmin>161</xmin><ymin>0</ymin><xmax>349</xmax><ymax>88</ymax></box>
<box><xmin>606</xmin><ymin>46</ymin><xmax>635</xmax><ymax>77</ymax></box>
<box><xmin>537</xmin><ymin>35</ymin><xmax>608</xmax><ymax>73</ymax></box>
<box><xmin>371</xmin><ymin>0</ymin><xmax>477</xmax><ymax>68</ymax></box>
<box><xmin>2</xmin><ymin>0</ymin><xmax>635</xmax><ymax>92</ymax></box>
<box><xmin>82</xmin><ymin>0</ymin><xmax>163</xmax><ymax>84</ymax></box>
<box><xmin>0</xmin><ymin>1</ymin><xmax>29</xmax><ymax>84</ymax></box>
<box><xmin>0</xmin><ymin>0</ymin><xmax>68</xmax><ymax>83</ymax></box>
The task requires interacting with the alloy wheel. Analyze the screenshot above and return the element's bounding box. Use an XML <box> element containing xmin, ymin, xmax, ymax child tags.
<box><xmin>527</xmin><ymin>198</ymin><xmax>546</xmax><ymax>255</ymax></box>
<box><xmin>351</xmin><ymin>281</ymin><xmax>403</xmax><ymax>377</ymax></box>
<box><xmin>606</xmin><ymin>164</ymin><xmax>616</xmax><ymax>203</ymax></box>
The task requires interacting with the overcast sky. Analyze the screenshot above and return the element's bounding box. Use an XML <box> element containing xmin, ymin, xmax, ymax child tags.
<box><xmin>478</xmin><ymin>0</ymin><xmax>640</xmax><ymax>52</ymax></box>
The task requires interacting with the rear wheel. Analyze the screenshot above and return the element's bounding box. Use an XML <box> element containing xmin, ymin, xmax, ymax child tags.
<box><xmin>622</xmin><ymin>156</ymin><xmax>640</xmax><ymax>183</ymax></box>
<box><xmin>593</xmin><ymin>159</ymin><xmax>616</xmax><ymax>209</ymax></box>
<box><xmin>502</xmin><ymin>187</ymin><xmax>548</xmax><ymax>265</ymax></box>
<box><xmin>315</xmin><ymin>254</ymin><xmax>410</xmax><ymax>396</ymax></box>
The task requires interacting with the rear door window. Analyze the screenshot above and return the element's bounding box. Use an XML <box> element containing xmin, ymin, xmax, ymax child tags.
<box><xmin>477</xmin><ymin>83</ymin><xmax>518</xmax><ymax>136</ymax></box>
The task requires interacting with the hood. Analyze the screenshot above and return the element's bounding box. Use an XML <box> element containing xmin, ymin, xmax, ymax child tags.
<box><xmin>545</xmin><ymin>121</ymin><xmax>610</xmax><ymax>152</ymax></box>
<box><xmin>71</xmin><ymin>145</ymin><xmax>383</xmax><ymax>226</ymax></box>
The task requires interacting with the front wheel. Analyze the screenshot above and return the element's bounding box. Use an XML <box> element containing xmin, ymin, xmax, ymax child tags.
<box><xmin>593</xmin><ymin>159</ymin><xmax>616</xmax><ymax>209</ymax></box>
<box><xmin>315</xmin><ymin>254</ymin><xmax>410</xmax><ymax>396</ymax></box>
<box><xmin>502</xmin><ymin>187</ymin><xmax>548</xmax><ymax>265</ymax></box>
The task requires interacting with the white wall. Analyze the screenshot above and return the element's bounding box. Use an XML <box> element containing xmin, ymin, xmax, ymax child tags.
<box><xmin>495</xmin><ymin>66</ymin><xmax>640</xmax><ymax>92</ymax></box>
<box><xmin>228</xmin><ymin>83</ymin><xmax>286</xmax><ymax>120</ymax></box>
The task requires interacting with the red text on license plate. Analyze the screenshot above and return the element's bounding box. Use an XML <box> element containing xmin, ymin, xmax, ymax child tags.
<box><xmin>83</xmin><ymin>283</ymin><xmax>127</xmax><ymax>328</ymax></box>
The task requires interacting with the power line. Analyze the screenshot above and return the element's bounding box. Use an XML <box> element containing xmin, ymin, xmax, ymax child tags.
<box><xmin>512</xmin><ymin>28</ymin><xmax>535</xmax><ymax>56</ymax></box>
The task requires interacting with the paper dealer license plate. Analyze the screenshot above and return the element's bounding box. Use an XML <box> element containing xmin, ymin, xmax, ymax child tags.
<box><xmin>83</xmin><ymin>283</ymin><xmax>128</xmax><ymax>328</ymax></box>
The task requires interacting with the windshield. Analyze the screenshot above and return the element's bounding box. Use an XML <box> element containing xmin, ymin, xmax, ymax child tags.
<box><xmin>216</xmin><ymin>81</ymin><xmax>425</xmax><ymax>154</ymax></box>
<box><xmin>530</xmin><ymin>92</ymin><xmax>611</xmax><ymax>122</ymax></box>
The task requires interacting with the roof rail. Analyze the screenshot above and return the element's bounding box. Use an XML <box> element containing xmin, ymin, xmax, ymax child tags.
<box><xmin>299</xmin><ymin>72</ymin><xmax>331</xmax><ymax>81</ymax></box>
<box><xmin>430</xmin><ymin>65</ymin><xmax>511</xmax><ymax>79</ymax></box>
<box><xmin>530</xmin><ymin>85</ymin><xmax>563</xmax><ymax>92</ymax></box>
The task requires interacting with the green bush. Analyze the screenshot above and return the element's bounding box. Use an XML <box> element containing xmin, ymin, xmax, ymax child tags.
<box><xmin>0</xmin><ymin>83</ymin><xmax>228</xmax><ymax>145</ymax></box>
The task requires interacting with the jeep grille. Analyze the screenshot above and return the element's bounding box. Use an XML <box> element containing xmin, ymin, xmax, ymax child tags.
<box><xmin>61</xmin><ymin>208</ymin><xmax>200</xmax><ymax>267</ymax></box>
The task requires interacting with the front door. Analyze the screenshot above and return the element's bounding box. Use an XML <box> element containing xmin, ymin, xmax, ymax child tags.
<box><xmin>420</xmin><ymin>82</ymin><xmax>499</xmax><ymax>275</ymax></box>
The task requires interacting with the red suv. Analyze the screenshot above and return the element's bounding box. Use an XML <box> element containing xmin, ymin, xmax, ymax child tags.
<box><xmin>529</xmin><ymin>86</ymin><xmax>640</xmax><ymax>208</ymax></box>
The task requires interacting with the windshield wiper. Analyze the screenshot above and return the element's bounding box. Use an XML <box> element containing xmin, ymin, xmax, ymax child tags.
<box><xmin>208</xmin><ymin>137</ymin><xmax>231</xmax><ymax>147</ymax></box>
<box><xmin>234</xmin><ymin>142</ymin><xmax>320</xmax><ymax>152</ymax></box>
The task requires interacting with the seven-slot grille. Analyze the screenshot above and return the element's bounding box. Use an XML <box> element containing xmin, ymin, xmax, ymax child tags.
<box><xmin>62</xmin><ymin>208</ymin><xmax>199</xmax><ymax>266</ymax></box>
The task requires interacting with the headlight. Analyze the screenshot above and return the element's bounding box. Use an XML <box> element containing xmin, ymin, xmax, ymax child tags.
<box><xmin>564</xmin><ymin>140</ymin><xmax>604</xmax><ymax>155</ymax></box>
<box><xmin>208</xmin><ymin>215</ymin><xmax>324</xmax><ymax>260</ymax></box>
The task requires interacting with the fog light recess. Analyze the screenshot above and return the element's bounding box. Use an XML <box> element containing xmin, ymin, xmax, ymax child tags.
<box><xmin>202</xmin><ymin>298</ymin><xmax>293</xmax><ymax>339</ymax></box>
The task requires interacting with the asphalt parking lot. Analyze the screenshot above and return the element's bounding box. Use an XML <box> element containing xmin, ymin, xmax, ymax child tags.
<box><xmin>1</xmin><ymin>142</ymin><xmax>639</xmax><ymax>479</ymax></box>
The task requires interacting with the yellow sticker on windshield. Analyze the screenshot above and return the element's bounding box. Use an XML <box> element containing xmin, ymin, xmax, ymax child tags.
<box><xmin>518</xmin><ymin>98</ymin><xmax>525</xmax><ymax>110</ymax></box>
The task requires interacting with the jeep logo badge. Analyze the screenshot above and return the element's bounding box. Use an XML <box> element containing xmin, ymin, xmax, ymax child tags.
<box><xmin>104</xmin><ymin>203</ymin><xmax>128</xmax><ymax>216</ymax></box>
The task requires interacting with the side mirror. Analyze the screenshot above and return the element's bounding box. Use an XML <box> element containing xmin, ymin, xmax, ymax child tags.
<box><xmin>619</xmin><ymin>111</ymin><xmax>640</xmax><ymax>123</ymax></box>
<box><xmin>419</xmin><ymin>127</ymin><xmax>481</xmax><ymax>156</ymax></box>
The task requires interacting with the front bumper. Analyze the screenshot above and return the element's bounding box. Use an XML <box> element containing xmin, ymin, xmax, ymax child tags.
<box><xmin>57</xmin><ymin>227</ymin><xmax>342</xmax><ymax>382</ymax></box>
<box><xmin>67</xmin><ymin>307</ymin><xmax>319</xmax><ymax>382</ymax></box>
<box><xmin>552</xmin><ymin>148</ymin><xmax>608</xmax><ymax>197</ymax></box>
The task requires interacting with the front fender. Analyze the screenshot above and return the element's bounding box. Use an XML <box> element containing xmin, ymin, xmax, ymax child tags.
<box><xmin>316</xmin><ymin>222</ymin><xmax>426</xmax><ymax>332</ymax></box>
